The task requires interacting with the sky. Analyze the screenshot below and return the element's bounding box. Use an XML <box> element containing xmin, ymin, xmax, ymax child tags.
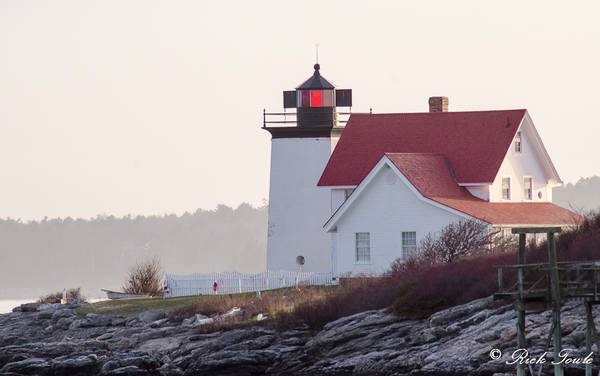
<box><xmin>0</xmin><ymin>1</ymin><xmax>598</xmax><ymax>220</ymax></box>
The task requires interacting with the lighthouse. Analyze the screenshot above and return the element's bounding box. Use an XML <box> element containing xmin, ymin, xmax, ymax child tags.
<box><xmin>263</xmin><ymin>64</ymin><xmax>352</xmax><ymax>273</ymax></box>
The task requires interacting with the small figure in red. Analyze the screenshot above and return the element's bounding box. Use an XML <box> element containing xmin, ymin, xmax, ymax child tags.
<box><xmin>213</xmin><ymin>281</ymin><xmax>218</xmax><ymax>294</ymax></box>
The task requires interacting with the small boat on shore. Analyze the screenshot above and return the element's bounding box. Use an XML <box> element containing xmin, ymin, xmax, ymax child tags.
<box><xmin>101</xmin><ymin>289</ymin><xmax>149</xmax><ymax>300</ymax></box>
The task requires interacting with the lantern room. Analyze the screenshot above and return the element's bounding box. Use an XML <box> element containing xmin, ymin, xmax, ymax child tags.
<box><xmin>281</xmin><ymin>64</ymin><xmax>352</xmax><ymax>128</ymax></box>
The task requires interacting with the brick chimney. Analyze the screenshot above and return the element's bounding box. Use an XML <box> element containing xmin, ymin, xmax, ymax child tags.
<box><xmin>428</xmin><ymin>96</ymin><xmax>448</xmax><ymax>112</ymax></box>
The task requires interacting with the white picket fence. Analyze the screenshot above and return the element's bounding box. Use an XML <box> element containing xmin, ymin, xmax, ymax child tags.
<box><xmin>164</xmin><ymin>270</ymin><xmax>337</xmax><ymax>298</ymax></box>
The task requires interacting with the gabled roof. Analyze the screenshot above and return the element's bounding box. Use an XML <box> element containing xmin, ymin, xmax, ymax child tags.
<box><xmin>433</xmin><ymin>198</ymin><xmax>582</xmax><ymax>226</ymax></box>
<box><xmin>324</xmin><ymin>154</ymin><xmax>582</xmax><ymax>231</ymax></box>
<box><xmin>296</xmin><ymin>64</ymin><xmax>335</xmax><ymax>90</ymax></box>
<box><xmin>384</xmin><ymin>153</ymin><xmax>465</xmax><ymax>197</ymax></box>
<box><xmin>386</xmin><ymin>153</ymin><xmax>581</xmax><ymax>226</ymax></box>
<box><xmin>318</xmin><ymin>109</ymin><xmax>528</xmax><ymax>186</ymax></box>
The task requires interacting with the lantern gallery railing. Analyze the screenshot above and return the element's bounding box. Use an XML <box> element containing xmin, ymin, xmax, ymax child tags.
<box><xmin>263</xmin><ymin>109</ymin><xmax>352</xmax><ymax>127</ymax></box>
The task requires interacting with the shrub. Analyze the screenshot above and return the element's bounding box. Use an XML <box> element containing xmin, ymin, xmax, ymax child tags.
<box><xmin>277</xmin><ymin>276</ymin><xmax>400</xmax><ymax>329</ymax></box>
<box><xmin>122</xmin><ymin>257</ymin><xmax>163</xmax><ymax>295</ymax></box>
<box><xmin>417</xmin><ymin>219</ymin><xmax>516</xmax><ymax>265</ymax></box>
<box><xmin>38</xmin><ymin>287</ymin><xmax>86</xmax><ymax>304</ymax></box>
<box><xmin>392</xmin><ymin>213</ymin><xmax>600</xmax><ymax>318</ymax></box>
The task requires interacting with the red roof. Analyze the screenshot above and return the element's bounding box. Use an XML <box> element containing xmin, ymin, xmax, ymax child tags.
<box><xmin>433</xmin><ymin>198</ymin><xmax>583</xmax><ymax>226</ymax></box>
<box><xmin>385</xmin><ymin>153</ymin><xmax>582</xmax><ymax>226</ymax></box>
<box><xmin>385</xmin><ymin>153</ymin><xmax>465</xmax><ymax>197</ymax></box>
<box><xmin>318</xmin><ymin>110</ymin><xmax>527</xmax><ymax>186</ymax></box>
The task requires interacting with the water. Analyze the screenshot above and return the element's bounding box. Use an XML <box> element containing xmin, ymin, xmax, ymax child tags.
<box><xmin>0</xmin><ymin>297</ymin><xmax>107</xmax><ymax>314</ymax></box>
<box><xmin>0</xmin><ymin>299</ymin><xmax>36</xmax><ymax>314</ymax></box>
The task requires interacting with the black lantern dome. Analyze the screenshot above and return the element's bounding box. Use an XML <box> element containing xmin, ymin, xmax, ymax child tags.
<box><xmin>282</xmin><ymin>64</ymin><xmax>352</xmax><ymax>128</ymax></box>
<box><xmin>296</xmin><ymin>64</ymin><xmax>335</xmax><ymax>90</ymax></box>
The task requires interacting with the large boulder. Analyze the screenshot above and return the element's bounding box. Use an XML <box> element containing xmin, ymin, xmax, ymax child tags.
<box><xmin>137</xmin><ymin>309</ymin><xmax>166</xmax><ymax>323</ymax></box>
<box><xmin>15</xmin><ymin>303</ymin><xmax>41</xmax><ymax>312</ymax></box>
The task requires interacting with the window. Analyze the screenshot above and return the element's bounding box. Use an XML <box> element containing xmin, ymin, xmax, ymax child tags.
<box><xmin>310</xmin><ymin>90</ymin><xmax>322</xmax><ymax>107</ymax></box>
<box><xmin>297</xmin><ymin>89</ymin><xmax>334</xmax><ymax>107</ymax></box>
<box><xmin>502</xmin><ymin>177</ymin><xmax>511</xmax><ymax>200</ymax></box>
<box><xmin>402</xmin><ymin>232</ymin><xmax>417</xmax><ymax>259</ymax></box>
<box><xmin>524</xmin><ymin>177</ymin><xmax>533</xmax><ymax>200</ymax></box>
<box><xmin>301</xmin><ymin>90</ymin><xmax>310</xmax><ymax>107</ymax></box>
<box><xmin>515</xmin><ymin>131</ymin><xmax>522</xmax><ymax>153</ymax></box>
<box><xmin>322</xmin><ymin>90</ymin><xmax>333</xmax><ymax>106</ymax></box>
<box><xmin>355</xmin><ymin>232</ymin><xmax>370</xmax><ymax>263</ymax></box>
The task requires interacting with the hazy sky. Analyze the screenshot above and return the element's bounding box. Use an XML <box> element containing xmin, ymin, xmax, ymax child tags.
<box><xmin>1</xmin><ymin>1</ymin><xmax>598</xmax><ymax>220</ymax></box>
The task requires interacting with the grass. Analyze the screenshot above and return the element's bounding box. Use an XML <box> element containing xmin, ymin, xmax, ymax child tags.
<box><xmin>77</xmin><ymin>281</ymin><xmax>399</xmax><ymax>330</ymax></box>
<box><xmin>77</xmin><ymin>295</ymin><xmax>211</xmax><ymax>317</ymax></box>
<box><xmin>75</xmin><ymin>287</ymin><xmax>329</xmax><ymax>318</ymax></box>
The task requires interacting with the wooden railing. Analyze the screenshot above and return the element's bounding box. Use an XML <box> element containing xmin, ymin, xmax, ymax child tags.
<box><xmin>495</xmin><ymin>261</ymin><xmax>600</xmax><ymax>302</ymax></box>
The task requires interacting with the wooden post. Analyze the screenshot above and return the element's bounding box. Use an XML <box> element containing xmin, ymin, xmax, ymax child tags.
<box><xmin>498</xmin><ymin>267</ymin><xmax>503</xmax><ymax>291</ymax></box>
<box><xmin>516</xmin><ymin>233</ymin><xmax>527</xmax><ymax>376</ymax></box>
<box><xmin>594</xmin><ymin>268</ymin><xmax>598</xmax><ymax>301</ymax></box>
<box><xmin>585</xmin><ymin>301</ymin><xmax>593</xmax><ymax>376</ymax></box>
<box><xmin>547</xmin><ymin>232</ymin><xmax>563</xmax><ymax>376</ymax></box>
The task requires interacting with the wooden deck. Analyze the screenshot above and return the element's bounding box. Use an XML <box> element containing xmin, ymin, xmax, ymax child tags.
<box><xmin>494</xmin><ymin>260</ymin><xmax>600</xmax><ymax>303</ymax></box>
<box><xmin>493</xmin><ymin>227</ymin><xmax>600</xmax><ymax>376</ymax></box>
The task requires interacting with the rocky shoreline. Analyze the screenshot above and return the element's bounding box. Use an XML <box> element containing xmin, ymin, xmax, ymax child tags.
<box><xmin>0</xmin><ymin>297</ymin><xmax>598</xmax><ymax>375</ymax></box>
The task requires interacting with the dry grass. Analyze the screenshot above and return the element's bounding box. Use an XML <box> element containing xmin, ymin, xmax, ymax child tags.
<box><xmin>168</xmin><ymin>286</ymin><xmax>335</xmax><ymax>323</ymax></box>
<box><xmin>169</xmin><ymin>277</ymin><xmax>401</xmax><ymax>330</ymax></box>
<box><xmin>77</xmin><ymin>295</ymin><xmax>199</xmax><ymax>317</ymax></box>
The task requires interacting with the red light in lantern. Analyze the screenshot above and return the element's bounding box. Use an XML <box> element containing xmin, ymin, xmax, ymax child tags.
<box><xmin>310</xmin><ymin>90</ymin><xmax>322</xmax><ymax>107</ymax></box>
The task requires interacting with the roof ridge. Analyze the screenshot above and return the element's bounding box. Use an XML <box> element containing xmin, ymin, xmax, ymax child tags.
<box><xmin>352</xmin><ymin>109</ymin><xmax>527</xmax><ymax>116</ymax></box>
<box><xmin>385</xmin><ymin>152</ymin><xmax>446</xmax><ymax>157</ymax></box>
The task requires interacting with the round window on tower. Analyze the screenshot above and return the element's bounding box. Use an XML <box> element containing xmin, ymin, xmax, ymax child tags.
<box><xmin>296</xmin><ymin>255</ymin><xmax>305</xmax><ymax>266</ymax></box>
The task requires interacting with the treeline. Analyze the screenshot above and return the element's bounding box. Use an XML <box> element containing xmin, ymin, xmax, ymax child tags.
<box><xmin>553</xmin><ymin>175</ymin><xmax>600</xmax><ymax>213</ymax></box>
<box><xmin>0</xmin><ymin>204</ymin><xmax>267</xmax><ymax>299</ymax></box>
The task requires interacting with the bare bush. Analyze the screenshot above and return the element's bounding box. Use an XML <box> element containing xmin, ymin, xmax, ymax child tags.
<box><xmin>416</xmin><ymin>219</ymin><xmax>515</xmax><ymax>265</ymax></box>
<box><xmin>122</xmin><ymin>257</ymin><xmax>163</xmax><ymax>295</ymax></box>
<box><xmin>38</xmin><ymin>287</ymin><xmax>86</xmax><ymax>304</ymax></box>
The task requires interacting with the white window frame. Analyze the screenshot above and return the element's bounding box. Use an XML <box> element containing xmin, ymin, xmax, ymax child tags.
<box><xmin>355</xmin><ymin>232</ymin><xmax>371</xmax><ymax>264</ymax></box>
<box><xmin>501</xmin><ymin>176</ymin><xmax>511</xmax><ymax>200</ymax></box>
<box><xmin>523</xmin><ymin>176</ymin><xmax>533</xmax><ymax>201</ymax></box>
<box><xmin>515</xmin><ymin>131</ymin><xmax>522</xmax><ymax>153</ymax></box>
<box><xmin>402</xmin><ymin>231</ymin><xmax>417</xmax><ymax>259</ymax></box>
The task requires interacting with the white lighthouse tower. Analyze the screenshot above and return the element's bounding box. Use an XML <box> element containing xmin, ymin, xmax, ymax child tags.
<box><xmin>263</xmin><ymin>64</ymin><xmax>352</xmax><ymax>273</ymax></box>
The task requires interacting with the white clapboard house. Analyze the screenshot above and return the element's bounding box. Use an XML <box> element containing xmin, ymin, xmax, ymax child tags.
<box><xmin>262</xmin><ymin>64</ymin><xmax>580</xmax><ymax>277</ymax></box>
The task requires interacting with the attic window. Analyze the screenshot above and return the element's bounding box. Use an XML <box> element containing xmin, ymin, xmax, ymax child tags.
<box><xmin>502</xmin><ymin>177</ymin><xmax>511</xmax><ymax>200</ymax></box>
<box><xmin>524</xmin><ymin>177</ymin><xmax>533</xmax><ymax>200</ymax></box>
<box><xmin>515</xmin><ymin>132</ymin><xmax>522</xmax><ymax>153</ymax></box>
